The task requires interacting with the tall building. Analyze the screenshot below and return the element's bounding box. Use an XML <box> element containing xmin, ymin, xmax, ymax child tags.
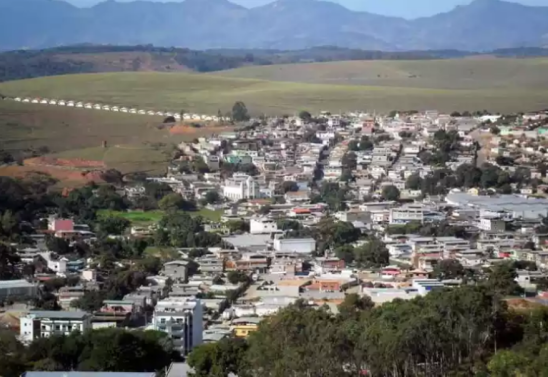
<box><xmin>152</xmin><ymin>297</ymin><xmax>203</xmax><ymax>355</ymax></box>
<box><xmin>223</xmin><ymin>175</ymin><xmax>259</xmax><ymax>201</ymax></box>
<box><xmin>20</xmin><ymin>311</ymin><xmax>91</xmax><ymax>343</ymax></box>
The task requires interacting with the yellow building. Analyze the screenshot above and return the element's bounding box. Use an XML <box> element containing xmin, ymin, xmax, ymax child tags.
<box><xmin>231</xmin><ymin>317</ymin><xmax>261</xmax><ymax>338</ymax></box>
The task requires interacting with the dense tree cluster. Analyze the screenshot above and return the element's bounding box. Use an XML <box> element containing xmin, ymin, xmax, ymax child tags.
<box><xmin>0</xmin><ymin>328</ymin><xmax>174</xmax><ymax>376</ymax></box>
<box><xmin>188</xmin><ymin>280</ymin><xmax>548</xmax><ymax>377</ymax></box>
<box><xmin>406</xmin><ymin>162</ymin><xmax>534</xmax><ymax>197</ymax></box>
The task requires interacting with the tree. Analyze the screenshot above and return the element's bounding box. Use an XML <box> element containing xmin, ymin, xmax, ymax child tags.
<box><xmin>187</xmin><ymin>338</ymin><xmax>248</xmax><ymax>377</ymax></box>
<box><xmin>353</xmin><ymin>237</ymin><xmax>389</xmax><ymax>268</ymax></box>
<box><xmin>485</xmin><ymin>261</ymin><xmax>523</xmax><ymax>297</ymax></box>
<box><xmin>227</xmin><ymin>271</ymin><xmax>251</xmax><ymax>285</ymax></box>
<box><xmin>158</xmin><ymin>193</ymin><xmax>192</xmax><ymax>212</ymax></box>
<box><xmin>432</xmin><ymin>259</ymin><xmax>465</xmax><ymax>280</ymax></box>
<box><xmin>98</xmin><ymin>215</ymin><xmax>130</xmax><ymax>235</ymax></box>
<box><xmin>405</xmin><ymin>173</ymin><xmax>423</xmax><ymax>190</ymax></box>
<box><xmin>232</xmin><ymin>101</ymin><xmax>250</xmax><ymax>122</ymax></box>
<box><xmin>0</xmin><ymin>243</ymin><xmax>21</xmax><ymax>280</ymax></box>
<box><xmin>298</xmin><ymin>110</ymin><xmax>312</xmax><ymax>122</ymax></box>
<box><xmin>382</xmin><ymin>185</ymin><xmax>400</xmax><ymax>201</ymax></box>
<box><xmin>281</xmin><ymin>181</ymin><xmax>299</xmax><ymax>193</ymax></box>
<box><xmin>101</xmin><ymin>169</ymin><xmax>124</xmax><ymax>186</ymax></box>
<box><xmin>347</xmin><ymin>140</ymin><xmax>359</xmax><ymax>151</ymax></box>
<box><xmin>490</xmin><ymin>125</ymin><xmax>501</xmax><ymax>135</ymax></box>
<box><xmin>225</xmin><ymin>220</ymin><xmax>250</xmax><ymax>233</ymax></box>
<box><xmin>202</xmin><ymin>190</ymin><xmax>222</xmax><ymax>205</ymax></box>
<box><xmin>338</xmin><ymin>293</ymin><xmax>374</xmax><ymax>319</ymax></box>
<box><xmin>71</xmin><ymin>290</ymin><xmax>107</xmax><ymax>312</ymax></box>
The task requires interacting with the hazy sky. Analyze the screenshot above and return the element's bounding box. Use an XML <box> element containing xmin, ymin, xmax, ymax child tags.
<box><xmin>66</xmin><ymin>0</ymin><xmax>548</xmax><ymax>18</ymax></box>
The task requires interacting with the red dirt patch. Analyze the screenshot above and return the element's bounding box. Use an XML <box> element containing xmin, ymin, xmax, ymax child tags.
<box><xmin>25</xmin><ymin>157</ymin><xmax>107</xmax><ymax>169</ymax></box>
<box><xmin>0</xmin><ymin>165</ymin><xmax>105</xmax><ymax>185</ymax></box>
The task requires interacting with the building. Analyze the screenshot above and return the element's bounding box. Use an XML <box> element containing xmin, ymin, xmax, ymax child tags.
<box><xmin>48</xmin><ymin>218</ymin><xmax>74</xmax><ymax>232</ymax></box>
<box><xmin>273</xmin><ymin>237</ymin><xmax>316</xmax><ymax>254</ymax></box>
<box><xmin>389</xmin><ymin>205</ymin><xmax>444</xmax><ymax>224</ymax></box>
<box><xmin>152</xmin><ymin>297</ymin><xmax>203</xmax><ymax>355</ymax></box>
<box><xmin>20</xmin><ymin>311</ymin><xmax>91</xmax><ymax>343</ymax></box>
<box><xmin>231</xmin><ymin>317</ymin><xmax>261</xmax><ymax>338</ymax></box>
<box><xmin>163</xmin><ymin>261</ymin><xmax>189</xmax><ymax>282</ymax></box>
<box><xmin>223</xmin><ymin>175</ymin><xmax>260</xmax><ymax>201</ymax></box>
<box><xmin>250</xmin><ymin>218</ymin><xmax>278</xmax><ymax>234</ymax></box>
<box><xmin>0</xmin><ymin>279</ymin><xmax>38</xmax><ymax>302</ymax></box>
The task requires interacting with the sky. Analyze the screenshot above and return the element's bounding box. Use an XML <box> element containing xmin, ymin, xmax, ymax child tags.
<box><xmin>66</xmin><ymin>0</ymin><xmax>548</xmax><ymax>18</ymax></box>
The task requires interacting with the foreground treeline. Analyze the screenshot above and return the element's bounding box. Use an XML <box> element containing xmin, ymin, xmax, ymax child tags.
<box><xmin>188</xmin><ymin>286</ymin><xmax>548</xmax><ymax>377</ymax></box>
<box><xmin>0</xmin><ymin>328</ymin><xmax>176</xmax><ymax>376</ymax></box>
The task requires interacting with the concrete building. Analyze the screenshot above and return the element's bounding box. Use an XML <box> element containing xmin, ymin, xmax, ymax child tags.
<box><xmin>250</xmin><ymin>218</ymin><xmax>278</xmax><ymax>234</ymax></box>
<box><xmin>20</xmin><ymin>311</ymin><xmax>91</xmax><ymax>343</ymax></box>
<box><xmin>163</xmin><ymin>261</ymin><xmax>189</xmax><ymax>282</ymax></box>
<box><xmin>223</xmin><ymin>176</ymin><xmax>260</xmax><ymax>201</ymax></box>
<box><xmin>0</xmin><ymin>279</ymin><xmax>38</xmax><ymax>302</ymax></box>
<box><xmin>152</xmin><ymin>297</ymin><xmax>203</xmax><ymax>355</ymax></box>
<box><xmin>273</xmin><ymin>237</ymin><xmax>316</xmax><ymax>254</ymax></box>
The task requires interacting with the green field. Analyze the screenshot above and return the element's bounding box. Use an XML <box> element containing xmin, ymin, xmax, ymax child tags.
<box><xmin>1</xmin><ymin>67</ymin><xmax>548</xmax><ymax>115</ymax></box>
<box><xmin>99</xmin><ymin>208</ymin><xmax>224</xmax><ymax>224</ymax></box>
<box><xmin>215</xmin><ymin>58</ymin><xmax>548</xmax><ymax>90</ymax></box>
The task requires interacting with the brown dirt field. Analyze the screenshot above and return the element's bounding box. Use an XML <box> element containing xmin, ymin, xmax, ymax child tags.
<box><xmin>505</xmin><ymin>298</ymin><xmax>545</xmax><ymax>312</ymax></box>
<box><xmin>25</xmin><ymin>156</ymin><xmax>107</xmax><ymax>169</ymax></box>
<box><xmin>0</xmin><ymin>165</ymin><xmax>105</xmax><ymax>185</ymax></box>
<box><xmin>169</xmin><ymin>124</ymin><xmax>235</xmax><ymax>136</ymax></box>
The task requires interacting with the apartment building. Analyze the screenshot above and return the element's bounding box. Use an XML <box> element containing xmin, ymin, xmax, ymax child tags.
<box><xmin>152</xmin><ymin>297</ymin><xmax>203</xmax><ymax>355</ymax></box>
<box><xmin>20</xmin><ymin>311</ymin><xmax>91</xmax><ymax>343</ymax></box>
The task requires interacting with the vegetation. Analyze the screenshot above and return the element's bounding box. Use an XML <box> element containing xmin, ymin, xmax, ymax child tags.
<box><xmin>2</xmin><ymin>70</ymin><xmax>548</xmax><ymax>117</ymax></box>
<box><xmin>187</xmin><ymin>281</ymin><xmax>548</xmax><ymax>377</ymax></box>
<box><xmin>0</xmin><ymin>328</ymin><xmax>175</xmax><ymax>376</ymax></box>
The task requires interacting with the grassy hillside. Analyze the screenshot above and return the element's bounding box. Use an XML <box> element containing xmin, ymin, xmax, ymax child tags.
<box><xmin>0</xmin><ymin>101</ymin><xmax>170</xmax><ymax>154</ymax></box>
<box><xmin>1</xmin><ymin>70</ymin><xmax>548</xmax><ymax>114</ymax></box>
<box><xmin>214</xmin><ymin>58</ymin><xmax>548</xmax><ymax>90</ymax></box>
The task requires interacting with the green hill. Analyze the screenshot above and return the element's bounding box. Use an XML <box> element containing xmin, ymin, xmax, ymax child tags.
<box><xmin>1</xmin><ymin>70</ymin><xmax>548</xmax><ymax>115</ymax></box>
<box><xmin>214</xmin><ymin>58</ymin><xmax>548</xmax><ymax>90</ymax></box>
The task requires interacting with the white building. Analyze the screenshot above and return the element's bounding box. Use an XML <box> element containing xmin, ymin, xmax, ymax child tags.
<box><xmin>20</xmin><ymin>311</ymin><xmax>91</xmax><ymax>343</ymax></box>
<box><xmin>273</xmin><ymin>237</ymin><xmax>316</xmax><ymax>254</ymax></box>
<box><xmin>250</xmin><ymin>218</ymin><xmax>278</xmax><ymax>234</ymax></box>
<box><xmin>152</xmin><ymin>297</ymin><xmax>203</xmax><ymax>355</ymax></box>
<box><xmin>223</xmin><ymin>176</ymin><xmax>259</xmax><ymax>201</ymax></box>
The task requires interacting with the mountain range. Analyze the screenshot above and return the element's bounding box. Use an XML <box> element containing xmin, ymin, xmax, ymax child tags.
<box><xmin>1</xmin><ymin>0</ymin><xmax>548</xmax><ymax>51</ymax></box>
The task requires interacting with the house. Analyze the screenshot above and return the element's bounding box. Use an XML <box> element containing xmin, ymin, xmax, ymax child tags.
<box><xmin>231</xmin><ymin>317</ymin><xmax>261</xmax><ymax>338</ymax></box>
<box><xmin>20</xmin><ymin>311</ymin><xmax>91</xmax><ymax>343</ymax></box>
<box><xmin>284</xmin><ymin>190</ymin><xmax>310</xmax><ymax>203</ymax></box>
<box><xmin>250</xmin><ymin>218</ymin><xmax>278</xmax><ymax>234</ymax></box>
<box><xmin>163</xmin><ymin>261</ymin><xmax>189</xmax><ymax>282</ymax></box>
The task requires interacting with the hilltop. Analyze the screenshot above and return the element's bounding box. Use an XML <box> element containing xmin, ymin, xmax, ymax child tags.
<box><xmin>1</xmin><ymin>0</ymin><xmax>548</xmax><ymax>51</ymax></box>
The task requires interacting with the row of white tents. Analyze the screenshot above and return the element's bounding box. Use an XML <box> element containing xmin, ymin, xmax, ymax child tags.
<box><xmin>12</xmin><ymin>97</ymin><xmax>228</xmax><ymax>122</ymax></box>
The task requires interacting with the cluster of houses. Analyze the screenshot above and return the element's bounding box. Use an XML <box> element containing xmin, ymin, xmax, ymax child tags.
<box><xmin>11</xmin><ymin>96</ymin><xmax>228</xmax><ymax>122</ymax></box>
<box><xmin>5</xmin><ymin>108</ymin><xmax>548</xmax><ymax>362</ymax></box>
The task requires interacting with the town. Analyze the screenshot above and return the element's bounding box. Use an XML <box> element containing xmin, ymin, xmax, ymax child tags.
<box><xmin>3</xmin><ymin>107</ymin><xmax>548</xmax><ymax>376</ymax></box>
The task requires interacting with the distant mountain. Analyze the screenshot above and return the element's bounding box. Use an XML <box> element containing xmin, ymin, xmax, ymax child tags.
<box><xmin>1</xmin><ymin>0</ymin><xmax>548</xmax><ymax>51</ymax></box>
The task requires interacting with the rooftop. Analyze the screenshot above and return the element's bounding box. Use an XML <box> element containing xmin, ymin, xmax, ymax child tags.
<box><xmin>27</xmin><ymin>311</ymin><xmax>89</xmax><ymax>320</ymax></box>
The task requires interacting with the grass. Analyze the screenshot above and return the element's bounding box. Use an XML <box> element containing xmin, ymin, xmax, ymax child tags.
<box><xmin>50</xmin><ymin>144</ymin><xmax>171</xmax><ymax>175</ymax></box>
<box><xmin>215</xmin><ymin>58</ymin><xmax>548</xmax><ymax>90</ymax></box>
<box><xmin>0</xmin><ymin>101</ymin><xmax>230</xmax><ymax>181</ymax></box>
<box><xmin>144</xmin><ymin>246</ymin><xmax>180</xmax><ymax>261</ymax></box>
<box><xmin>98</xmin><ymin>208</ymin><xmax>224</xmax><ymax>224</ymax></box>
<box><xmin>1</xmin><ymin>69</ymin><xmax>548</xmax><ymax>115</ymax></box>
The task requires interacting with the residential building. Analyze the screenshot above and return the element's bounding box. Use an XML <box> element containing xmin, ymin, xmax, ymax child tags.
<box><xmin>163</xmin><ymin>261</ymin><xmax>189</xmax><ymax>282</ymax></box>
<box><xmin>250</xmin><ymin>218</ymin><xmax>278</xmax><ymax>234</ymax></box>
<box><xmin>223</xmin><ymin>176</ymin><xmax>260</xmax><ymax>201</ymax></box>
<box><xmin>152</xmin><ymin>297</ymin><xmax>203</xmax><ymax>355</ymax></box>
<box><xmin>20</xmin><ymin>311</ymin><xmax>91</xmax><ymax>343</ymax></box>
